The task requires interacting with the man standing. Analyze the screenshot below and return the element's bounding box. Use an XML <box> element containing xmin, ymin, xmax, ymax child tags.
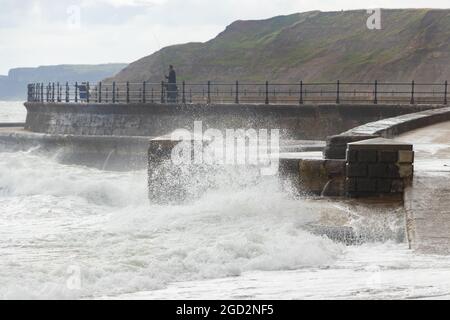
<box><xmin>165</xmin><ymin>65</ymin><xmax>177</xmax><ymax>103</ymax></box>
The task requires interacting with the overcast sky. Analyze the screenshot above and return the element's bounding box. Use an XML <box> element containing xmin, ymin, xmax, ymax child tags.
<box><xmin>0</xmin><ymin>0</ymin><xmax>449</xmax><ymax>74</ymax></box>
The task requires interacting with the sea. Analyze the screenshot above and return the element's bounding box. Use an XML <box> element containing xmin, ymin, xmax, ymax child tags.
<box><xmin>1</xmin><ymin>100</ymin><xmax>450</xmax><ymax>300</ymax></box>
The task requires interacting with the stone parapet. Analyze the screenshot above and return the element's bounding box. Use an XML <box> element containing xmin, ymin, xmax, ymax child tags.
<box><xmin>324</xmin><ymin>107</ymin><xmax>450</xmax><ymax>159</ymax></box>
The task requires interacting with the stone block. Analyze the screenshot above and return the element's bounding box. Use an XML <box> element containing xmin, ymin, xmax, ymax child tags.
<box><xmin>387</xmin><ymin>164</ymin><xmax>402</xmax><ymax>178</ymax></box>
<box><xmin>377</xmin><ymin>179</ymin><xmax>392</xmax><ymax>193</ymax></box>
<box><xmin>398</xmin><ymin>150</ymin><xmax>415</xmax><ymax>164</ymax></box>
<box><xmin>398</xmin><ymin>164</ymin><xmax>414</xmax><ymax>178</ymax></box>
<box><xmin>324</xmin><ymin>160</ymin><xmax>346</xmax><ymax>176</ymax></box>
<box><xmin>347</xmin><ymin>164</ymin><xmax>367</xmax><ymax>177</ymax></box>
<box><xmin>378</xmin><ymin>150</ymin><xmax>398</xmax><ymax>163</ymax></box>
<box><xmin>321</xmin><ymin>177</ymin><xmax>346</xmax><ymax>197</ymax></box>
<box><xmin>368</xmin><ymin>164</ymin><xmax>389</xmax><ymax>178</ymax></box>
<box><xmin>323</xmin><ymin>146</ymin><xmax>346</xmax><ymax>160</ymax></box>
<box><xmin>346</xmin><ymin>178</ymin><xmax>357</xmax><ymax>192</ymax></box>
<box><xmin>391</xmin><ymin>179</ymin><xmax>405</xmax><ymax>193</ymax></box>
<box><xmin>346</xmin><ymin>149</ymin><xmax>358</xmax><ymax>163</ymax></box>
<box><xmin>357</xmin><ymin>149</ymin><xmax>378</xmax><ymax>163</ymax></box>
<box><xmin>356</xmin><ymin>178</ymin><xmax>378</xmax><ymax>192</ymax></box>
<box><xmin>299</xmin><ymin>159</ymin><xmax>328</xmax><ymax>193</ymax></box>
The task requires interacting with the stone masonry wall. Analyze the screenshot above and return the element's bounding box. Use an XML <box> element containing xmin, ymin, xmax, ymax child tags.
<box><xmin>346</xmin><ymin>138</ymin><xmax>414</xmax><ymax>198</ymax></box>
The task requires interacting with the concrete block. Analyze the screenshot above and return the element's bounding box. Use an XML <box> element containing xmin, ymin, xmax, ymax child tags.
<box><xmin>391</xmin><ymin>179</ymin><xmax>405</xmax><ymax>193</ymax></box>
<box><xmin>377</xmin><ymin>179</ymin><xmax>392</xmax><ymax>193</ymax></box>
<box><xmin>368</xmin><ymin>164</ymin><xmax>389</xmax><ymax>178</ymax></box>
<box><xmin>387</xmin><ymin>164</ymin><xmax>402</xmax><ymax>178</ymax></box>
<box><xmin>398</xmin><ymin>150</ymin><xmax>415</xmax><ymax>164</ymax></box>
<box><xmin>378</xmin><ymin>150</ymin><xmax>398</xmax><ymax>163</ymax></box>
<box><xmin>346</xmin><ymin>178</ymin><xmax>357</xmax><ymax>192</ymax></box>
<box><xmin>346</xmin><ymin>149</ymin><xmax>358</xmax><ymax>163</ymax></box>
<box><xmin>324</xmin><ymin>160</ymin><xmax>346</xmax><ymax>176</ymax></box>
<box><xmin>356</xmin><ymin>178</ymin><xmax>378</xmax><ymax>192</ymax></box>
<box><xmin>323</xmin><ymin>146</ymin><xmax>346</xmax><ymax>160</ymax></box>
<box><xmin>347</xmin><ymin>164</ymin><xmax>367</xmax><ymax>177</ymax></box>
<box><xmin>321</xmin><ymin>177</ymin><xmax>346</xmax><ymax>197</ymax></box>
<box><xmin>357</xmin><ymin>149</ymin><xmax>378</xmax><ymax>163</ymax></box>
<box><xmin>299</xmin><ymin>159</ymin><xmax>328</xmax><ymax>193</ymax></box>
<box><xmin>398</xmin><ymin>164</ymin><xmax>414</xmax><ymax>178</ymax></box>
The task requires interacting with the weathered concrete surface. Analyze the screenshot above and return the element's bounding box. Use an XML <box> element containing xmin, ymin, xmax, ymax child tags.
<box><xmin>398</xmin><ymin>121</ymin><xmax>450</xmax><ymax>254</ymax></box>
<box><xmin>324</xmin><ymin>106</ymin><xmax>450</xmax><ymax>159</ymax></box>
<box><xmin>24</xmin><ymin>102</ymin><xmax>438</xmax><ymax>140</ymax></box>
<box><xmin>0</xmin><ymin>126</ymin><xmax>152</xmax><ymax>170</ymax></box>
<box><xmin>0</xmin><ymin>122</ymin><xmax>25</xmax><ymax>128</ymax></box>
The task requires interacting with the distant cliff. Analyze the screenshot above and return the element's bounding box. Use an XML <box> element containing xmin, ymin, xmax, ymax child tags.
<box><xmin>0</xmin><ymin>64</ymin><xmax>127</xmax><ymax>100</ymax></box>
<box><xmin>108</xmin><ymin>9</ymin><xmax>450</xmax><ymax>84</ymax></box>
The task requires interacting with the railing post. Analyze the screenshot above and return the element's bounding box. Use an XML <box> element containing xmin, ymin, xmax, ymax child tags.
<box><xmin>410</xmin><ymin>80</ymin><xmax>415</xmax><ymax>104</ymax></box>
<box><xmin>151</xmin><ymin>87</ymin><xmax>154</xmax><ymax>103</ymax></box>
<box><xmin>182</xmin><ymin>81</ymin><xmax>186</xmax><ymax>104</ymax></box>
<box><xmin>143</xmin><ymin>81</ymin><xmax>146</xmax><ymax>103</ymax></box>
<box><xmin>65</xmin><ymin>82</ymin><xmax>69</xmax><ymax>103</ymax></box>
<box><xmin>126</xmin><ymin>81</ymin><xmax>130</xmax><ymax>103</ymax></box>
<box><xmin>374</xmin><ymin>80</ymin><xmax>378</xmax><ymax>104</ymax></box>
<box><xmin>265</xmin><ymin>81</ymin><xmax>269</xmax><ymax>104</ymax></box>
<box><xmin>235</xmin><ymin>81</ymin><xmax>239</xmax><ymax>104</ymax></box>
<box><xmin>86</xmin><ymin>82</ymin><xmax>90</xmax><ymax>103</ymax></box>
<box><xmin>299</xmin><ymin>81</ymin><xmax>303</xmax><ymax>104</ymax></box>
<box><xmin>161</xmin><ymin>81</ymin><xmax>165</xmax><ymax>103</ymax></box>
<box><xmin>207</xmin><ymin>81</ymin><xmax>211</xmax><ymax>104</ymax></box>
<box><xmin>112</xmin><ymin>82</ymin><xmax>116</xmax><ymax>103</ymax></box>
<box><xmin>41</xmin><ymin>83</ymin><xmax>44</xmax><ymax>102</ymax></box>
<box><xmin>75</xmin><ymin>82</ymin><xmax>78</xmax><ymax>103</ymax></box>
<box><xmin>444</xmin><ymin>81</ymin><xmax>448</xmax><ymax>105</ymax></box>
<box><xmin>52</xmin><ymin>83</ymin><xmax>55</xmax><ymax>102</ymax></box>
<box><xmin>336</xmin><ymin>80</ymin><xmax>340</xmax><ymax>104</ymax></box>
<box><xmin>98</xmin><ymin>82</ymin><xmax>102</xmax><ymax>103</ymax></box>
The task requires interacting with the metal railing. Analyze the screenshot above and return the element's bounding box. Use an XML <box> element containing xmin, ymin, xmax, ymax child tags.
<box><xmin>27</xmin><ymin>80</ymin><xmax>449</xmax><ymax>105</ymax></box>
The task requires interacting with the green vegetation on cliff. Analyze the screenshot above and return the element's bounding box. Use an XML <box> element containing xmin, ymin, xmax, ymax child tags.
<box><xmin>109</xmin><ymin>9</ymin><xmax>450</xmax><ymax>84</ymax></box>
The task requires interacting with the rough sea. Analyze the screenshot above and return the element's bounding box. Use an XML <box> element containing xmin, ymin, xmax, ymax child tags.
<box><xmin>1</xmin><ymin>101</ymin><xmax>450</xmax><ymax>300</ymax></box>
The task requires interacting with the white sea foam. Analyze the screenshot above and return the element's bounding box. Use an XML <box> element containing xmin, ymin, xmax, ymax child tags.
<box><xmin>0</xmin><ymin>150</ymin><xmax>347</xmax><ymax>299</ymax></box>
<box><xmin>2</xmin><ymin>103</ymin><xmax>450</xmax><ymax>300</ymax></box>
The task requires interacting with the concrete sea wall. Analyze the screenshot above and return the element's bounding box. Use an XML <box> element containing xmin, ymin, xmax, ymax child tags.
<box><xmin>0</xmin><ymin>129</ymin><xmax>149</xmax><ymax>170</ymax></box>
<box><xmin>24</xmin><ymin>102</ymin><xmax>438</xmax><ymax>140</ymax></box>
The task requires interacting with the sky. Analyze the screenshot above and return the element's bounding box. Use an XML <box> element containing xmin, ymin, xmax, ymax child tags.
<box><xmin>0</xmin><ymin>0</ymin><xmax>449</xmax><ymax>75</ymax></box>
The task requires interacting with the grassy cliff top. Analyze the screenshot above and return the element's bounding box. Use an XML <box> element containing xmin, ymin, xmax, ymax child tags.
<box><xmin>108</xmin><ymin>9</ymin><xmax>450</xmax><ymax>84</ymax></box>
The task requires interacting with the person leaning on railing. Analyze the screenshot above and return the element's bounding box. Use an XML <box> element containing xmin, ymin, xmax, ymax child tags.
<box><xmin>78</xmin><ymin>82</ymin><xmax>88</xmax><ymax>102</ymax></box>
<box><xmin>165</xmin><ymin>65</ymin><xmax>178</xmax><ymax>103</ymax></box>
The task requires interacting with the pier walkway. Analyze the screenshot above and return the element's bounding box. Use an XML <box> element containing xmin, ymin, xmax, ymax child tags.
<box><xmin>398</xmin><ymin>121</ymin><xmax>450</xmax><ymax>254</ymax></box>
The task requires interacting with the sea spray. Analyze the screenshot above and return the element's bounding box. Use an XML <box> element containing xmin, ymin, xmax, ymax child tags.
<box><xmin>0</xmin><ymin>150</ymin><xmax>345</xmax><ymax>298</ymax></box>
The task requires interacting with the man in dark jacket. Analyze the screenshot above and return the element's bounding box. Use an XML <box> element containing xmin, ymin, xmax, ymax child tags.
<box><xmin>165</xmin><ymin>65</ymin><xmax>178</xmax><ymax>102</ymax></box>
